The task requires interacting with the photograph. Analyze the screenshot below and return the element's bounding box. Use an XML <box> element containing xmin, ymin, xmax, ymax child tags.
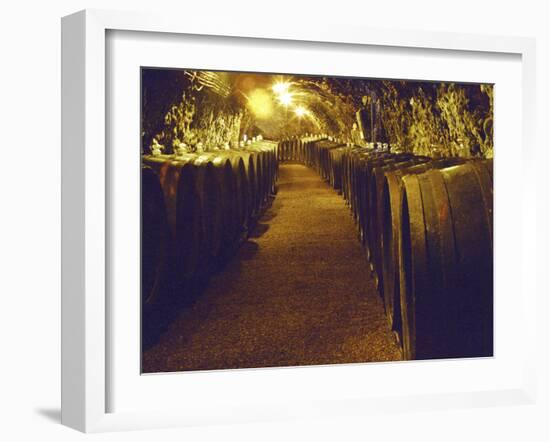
<box><xmin>0</xmin><ymin>0</ymin><xmax>539</xmax><ymax>437</ymax></box>
<box><xmin>140</xmin><ymin>68</ymin><xmax>494</xmax><ymax>373</ymax></box>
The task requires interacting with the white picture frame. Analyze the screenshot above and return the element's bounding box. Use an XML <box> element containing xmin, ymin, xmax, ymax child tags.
<box><xmin>61</xmin><ymin>9</ymin><xmax>537</xmax><ymax>433</ymax></box>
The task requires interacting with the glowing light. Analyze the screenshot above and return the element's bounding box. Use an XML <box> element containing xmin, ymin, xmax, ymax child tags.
<box><xmin>294</xmin><ymin>106</ymin><xmax>307</xmax><ymax>117</ymax></box>
<box><xmin>272</xmin><ymin>81</ymin><xmax>290</xmax><ymax>95</ymax></box>
<box><xmin>278</xmin><ymin>91</ymin><xmax>293</xmax><ymax>106</ymax></box>
<box><xmin>246</xmin><ymin>89</ymin><xmax>273</xmax><ymax>119</ymax></box>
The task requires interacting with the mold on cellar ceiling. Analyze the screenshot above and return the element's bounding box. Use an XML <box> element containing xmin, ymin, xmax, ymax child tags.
<box><xmin>141</xmin><ymin>69</ymin><xmax>493</xmax><ymax>158</ymax></box>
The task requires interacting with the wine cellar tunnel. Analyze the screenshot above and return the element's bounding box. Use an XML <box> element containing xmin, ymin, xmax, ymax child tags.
<box><xmin>141</xmin><ymin>69</ymin><xmax>493</xmax><ymax>372</ymax></box>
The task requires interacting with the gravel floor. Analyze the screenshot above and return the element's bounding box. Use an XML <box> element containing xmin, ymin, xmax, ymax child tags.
<box><xmin>142</xmin><ymin>164</ymin><xmax>402</xmax><ymax>373</ymax></box>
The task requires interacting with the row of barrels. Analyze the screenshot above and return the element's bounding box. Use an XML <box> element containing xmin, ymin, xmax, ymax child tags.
<box><xmin>281</xmin><ymin>137</ymin><xmax>494</xmax><ymax>360</ymax></box>
<box><xmin>277</xmin><ymin>137</ymin><xmax>306</xmax><ymax>163</ymax></box>
<box><xmin>278</xmin><ymin>136</ymin><xmax>326</xmax><ymax>167</ymax></box>
<box><xmin>141</xmin><ymin>141</ymin><xmax>278</xmax><ymax>307</ymax></box>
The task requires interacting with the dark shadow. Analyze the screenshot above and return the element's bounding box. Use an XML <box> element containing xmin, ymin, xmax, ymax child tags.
<box><xmin>142</xmin><ymin>275</ymin><xmax>211</xmax><ymax>351</ymax></box>
<box><xmin>142</xmin><ymin>198</ymin><xmax>277</xmax><ymax>357</ymax></box>
<box><xmin>240</xmin><ymin>240</ymin><xmax>260</xmax><ymax>260</ymax></box>
<box><xmin>35</xmin><ymin>408</ymin><xmax>61</xmax><ymax>423</ymax></box>
<box><xmin>260</xmin><ymin>211</ymin><xmax>278</xmax><ymax>221</ymax></box>
<box><xmin>249</xmin><ymin>222</ymin><xmax>270</xmax><ymax>238</ymax></box>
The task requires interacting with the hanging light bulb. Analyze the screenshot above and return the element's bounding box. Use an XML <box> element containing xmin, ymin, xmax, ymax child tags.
<box><xmin>294</xmin><ymin>106</ymin><xmax>307</xmax><ymax>117</ymax></box>
<box><xmin>272</xmin><ymin>81</ymin><xmax>291</xmax><ymax>95</ymax></box>
<box><xmin>278</xmin><ymin>91</ymin><xmax>293</xmax><ymax>107</ymax></box>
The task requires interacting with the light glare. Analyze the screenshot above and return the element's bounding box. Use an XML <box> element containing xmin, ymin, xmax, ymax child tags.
<box><xmin>278</xmin><ymin>92</ymin><xmax>293</xmax><ymax>106</ymax></box>
<box><xmin>294</xmin><ymin>106</ymin><xmax>307</xmax><ymax>117</ymax></box>
<box><xmin>272</xmin><ymin>81</ymin><xmax>290</xmax><ymax>95</ymax></box>
<box><xmin>247</xmin><ymin>89</ymin><xmax>273</xmax><ymax>119</ymax></box>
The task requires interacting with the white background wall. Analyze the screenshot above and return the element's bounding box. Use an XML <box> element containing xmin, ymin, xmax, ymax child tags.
<box><xmin>0</xmin><ymin>1</ymin><xmax>547</xmax><ymax>440</ymax></box>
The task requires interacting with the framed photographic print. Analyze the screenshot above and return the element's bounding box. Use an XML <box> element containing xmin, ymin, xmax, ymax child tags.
<box><xmin>61</xmin><ymin>9</ymin><xmax>537</xmax><ymax>433</ymax></box>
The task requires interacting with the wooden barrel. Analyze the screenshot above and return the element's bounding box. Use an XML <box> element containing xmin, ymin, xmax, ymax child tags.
<box><xmin>141</xmin><ymin>165</ymin><xmax>169</xmax><ymax>304</ymax></box>
<box><xmin>144</xmin><ymin>155</ymin><xmax>203</xmax><ymax>283</ymax></box>
<box><xmin>278</xmin><ymin>140</ymin><xmax>288</xmax><ymax>162</ymax></box>
<box><xmin>191</xmin><ymin>156</ymin><xmax>224</xmax><ymax>275</ymax></box>
<box><xmin>328</xmin><ymin>147</ymin><xmax>347</xmax><ymax>191</ymax></box>
<box><xmin>364</xmin><ymin>154</ymin><xmax>414</xmax><ymax>223</ymax></box>
<box><xmin>139</xmin><ymin>141</ymin><xmax>278</xmax><ymax>301</ymax></box>
<box><xmin>380</xmin><ymin>158</ymin><xmax>464</xmax><ymax>335</ymax></box>
<box><xmin>368</xmin><ymin>157</ymin><xmax>425</xmax><ymax>297</ymax></box>
<box><xmin>172</xmin><ymin>161</ymin><xmax>204</xmax><ymax>282</ymax></box>
<box><xmin>259</xmin><ymin>147</ymin><xmax>272</xmax><ymax>198</ymax></box>
<box><xmin>318</xmin><ymin>141</ymin><xmax>342</xmax><ymax>180</ymax></box>
<box><xmin>254</xmin><ymin>140</ymin><xmax>278</xmax><ymax>197</ymax></box>
<box><xmin>269</xmin><ymin>146</ymin><xmax>278</xmax><ymax>193</ymax></box>
<box><xmin>350</xmin><ymin>149</ymin><xmax>378</xmax><ymax>224</ymax></box>
<box><xmin>304</xmin><ymin>139</ymin><xmax>311</xmax><ymax>166</ymax></box>
<box><xmin>284</xmin><ymin>139</ymin><xmax>291</xmax><ymax>161</ymax></box>
<box><xmin>228</xmin><ymin>153</ymin><xmax>250</xmax><ymax>238</ymax></box>
<box><xmin>244</xmin><ymin>153</ymin><xmax>257</xmax><ymax>221</ymax></box>
<box><xmin>261</xmin><ymin>146</ymin><xmax>275</xmax><ymax>200</ymax></box>
<box><xmin>341</xmin><ymin>148</ymin><xmax>350</xmax><ymax>200</ymax></box>
<box><xmin>289</xmin><ymin>138</ymin><xmax>293</xmax><ymax>161</ymax></box>
<box><xmin>249</xmin><ymin>152</ymin><xmax>262</xmax><ymax>216</ymax></box>
<box><xmin>399</xmin><ymin>160</ymin><xmax>493</xmax><ymax>360</ymax></box>
<box><xmin>304</xmin><ymin>138</ymin><xmax>322</xmax><ymax>167</ymax></box>
<box><xmin>210</xmin><ymin>156</ymin><xmax>239</xmax><ymax>258</ymax></box>
<box><xmin>255</xmin><ymin>151</ymin><xmax>267</xmax><ymax>207</ymax></box>
<box><xmin>341</xmin><ymin>146</ymin><xmax>361</xmax><ymax>205</ymax></box>
<box><xmin>348</xmin><ymin>149</ymin><xmax>365</xmax><ymax>222</ymax></box>
<box><xmin>356</xmin><ymin>152</ymin><xmax>391</xmax><ymax>248</ymax></box>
